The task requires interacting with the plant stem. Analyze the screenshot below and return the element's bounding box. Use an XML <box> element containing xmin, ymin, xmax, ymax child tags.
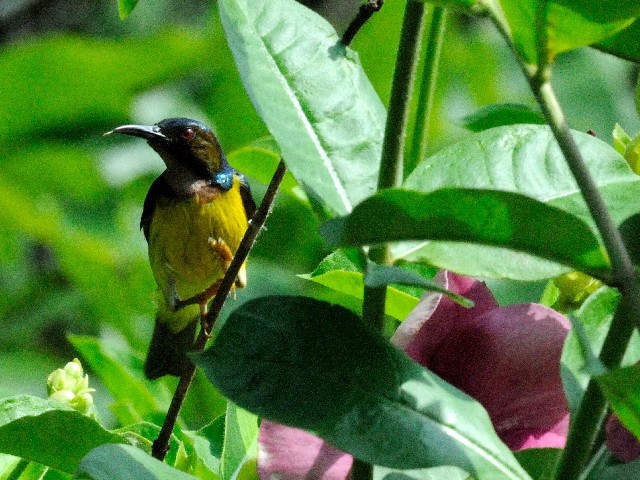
<box><xmin>408</xmin><ymin>6</ymin><xmax>447</xmax><ymax>176</ymax></box>
<box><xmin>362</xmin><ymin>0</ymin><xmax>427</xmax><ymax>336</ymax></box>
<box><xmin>341</xmin><ymin>0</ymin><xmax>384</xmax><ymax>47</ymax></box>
<box><xmin>534</xmin><ymin>80</ymin><xmax>637</xmax><ymax>290</ymax></box>
<box><xmin>377</xmin><ymin>0</ymin><xmax>426</xmax><ymax>190</ymax></box>
<box><xmin>488</xmin><ymin>8</ymin><xmax>640</xmax><ymax>477</ymax></box>
<box><xmin>357</xmin><ymin>3</ymin><xmax>427</xmax><ymax>478</ymax></box>
<box><xmin>552</xmin><ymin>297</ymin><xmax>635</xmax><ymax>479</ymax></box>
<box><xmin>526</xmin><ymin>51</ymin><xmax>640</xmax><ymax>480</ymax></box>
<box><xmin>152</xmin><ymin>160</ymin><xmax>287</xmax><ymax>461</ymax></box>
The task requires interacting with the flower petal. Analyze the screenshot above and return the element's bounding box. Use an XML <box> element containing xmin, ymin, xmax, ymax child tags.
<box><xmin>258</xmin><ymin>420</ymin><xmax>352</xmax><ymax>480</ymax></box>
<box><xmin>391</xmin><ymin>270</ymin><xmax>498</xmax><ymax>365</ymax></box>
<box><xmin>606</xmin><ymin>413</ymin><xmax>640</xmax><ymax>462</ymax></box>
<box><xmin>426</xmin><ymin>302</ymin><xmax>570</xmax><ymax>450</ymax></box>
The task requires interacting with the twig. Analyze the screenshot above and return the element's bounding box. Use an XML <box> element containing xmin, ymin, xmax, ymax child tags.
<box><xmin>151</xmin><ymin>159</ymin><xmax>288</xmax><ymax>461</ymax></box>
<box><xmin>341</xmin><ymin>0</ymin><xmax>384</xmax><ymax>47</ymax></box>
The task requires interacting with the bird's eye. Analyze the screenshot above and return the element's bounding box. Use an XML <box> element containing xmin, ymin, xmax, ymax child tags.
<box><xmin>180</xmin><ymin>128</ymin><xmax>196</xmax><ymax>141</ymax></box>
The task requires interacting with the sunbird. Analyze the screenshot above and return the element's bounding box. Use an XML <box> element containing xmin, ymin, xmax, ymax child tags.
<box><xmin>107</xmin><ymin>118</ymin><xmax>255</xmax><ymax>379</ymax></box>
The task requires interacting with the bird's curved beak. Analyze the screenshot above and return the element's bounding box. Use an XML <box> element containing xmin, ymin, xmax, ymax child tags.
<box><xmin>105</xmin><ymin>124</ymin><xmax>166</xmax><ymax>141</ymax></box>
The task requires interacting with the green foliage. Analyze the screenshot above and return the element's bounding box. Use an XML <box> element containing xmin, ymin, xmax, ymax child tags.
<box><xmin>322</xmin><ymin>188</ymin><xmax>610</xmax><ymax>280</ymax></box>
<box><xmin>218</xmin><ymin>0</ymin><xmax>385</xmax><ymax>215</ymax></box>
<box><xmin>598</xmin><ymin>365</ymin><xmax>640</xmax><ymax>440</ymax></box>
<box><xmin>0</xmin><ymin>396</ymin><xmax>124</xmax><ymax>473</ymax></box>
<box><xmin>197</xmin><ymin>296</ymin><xmax>530</xmax><ymax>478</ymax></box>
<box><xmin>78</xmin><ymin>444</ymin><xmax>198</xmax><ymax>480</ymax></box>
<box><xmin>3</xmin><ymin>0</ymin><xmax>640</xmax><ymax>477</ymax></box>
<box><xmin>118</xmin><ymin>0</ymin><xmax>140</xmax><ymax>19</ymax></box>
<box><xmin>462</xmin><ymin>103</ymin><xmax>545</xmax><ymax>132</ymax></box>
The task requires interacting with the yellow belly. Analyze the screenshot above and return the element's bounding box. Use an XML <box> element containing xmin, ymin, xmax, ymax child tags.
<box><xmin>148</xmin><ymin>180</ymin><xmax>248</xmax><ymax>331</ymax></box>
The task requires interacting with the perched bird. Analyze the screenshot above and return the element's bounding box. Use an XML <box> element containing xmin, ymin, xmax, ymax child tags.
<box><xmin>107</xmin><ymin>118</ymin><xmax>255</xmax><ymax>379</ymax></box>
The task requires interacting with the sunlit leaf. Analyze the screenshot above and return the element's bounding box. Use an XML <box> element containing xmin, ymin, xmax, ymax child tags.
<box><xmin>220</xmin><ymin>403</ymin><xmax>258</xmax><ymax>480</ymax></box>
<box><xmin>301</xmin><ymin>269</ymin><xmax>419</xmax><ymax>321</ymax></box>
<box><xmin>598</xmin><ymin>365</ymin><xmax>640</xmax><ymax>442</ymax></box>
<box><xmin>0</xmin><ymin>396</ymin><xmax>124</xmax><ymax>474</ymax></box>
<box><xmin>401</xmin><ymin>125</ymin><xmax>640</xmax><ymax>280</ymax></box>
<box><xmin>495</xmin><ymin>1</ymin><xmax>635</xmax><ymax>65</ymax></box>
<box><xmin>218</xmin><ymin>0</ymin><xmax>386</xmax><ymax>215</ymax></box>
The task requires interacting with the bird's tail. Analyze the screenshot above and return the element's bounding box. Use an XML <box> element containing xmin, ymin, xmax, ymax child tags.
<box><xmin>144</xmin><ymin>319</ymin><xmax>198</xmax><ymax>380</ymax></box>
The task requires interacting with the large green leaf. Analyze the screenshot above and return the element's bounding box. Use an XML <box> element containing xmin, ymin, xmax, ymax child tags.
<box><xmin>494</xmin><ymin>1</ymin><xmax>635</xmax><ymax>65</ymax></box>
<box><xmin>77</xmin><ymin>444</ymin><xmax>198</xmax><ymax>480</ymax></box>
<box><xmin>0</xmin><ymin>396</ymin><xmax>124</xmax><ymax>474</ymax></box>
<box><xmin>596</xmin><ymin>18</ymin><xmax>640</xmax><ymax>64</ymax></box>
<box><xmin>401</xmin><ymin>125</ymin><xmax>640</xmax><ymax>280</ymax></box>
<box><xmin>218</xmin><ymin>0</ymin><xmax>386</xmax><ymax>215</ymax></box>
<box><xmin>321</xmin><ymin>188</ymin><xmax>610</xmax><ymax>280</ymax></box>
<box><xmin>197</xmin><ymin>296</ymin><xmax>531</xmax><ymax>479</ymax></box>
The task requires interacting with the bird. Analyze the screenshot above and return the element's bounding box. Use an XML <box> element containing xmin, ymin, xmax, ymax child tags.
<box><xmin>107</xmin><ymin>118</ymin><xmax>256</xmax><ymax>379</ymax></box>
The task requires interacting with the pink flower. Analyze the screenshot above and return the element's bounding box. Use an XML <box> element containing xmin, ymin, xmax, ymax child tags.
<box><xmin>392</xmin><ymin>271</ymin><xmax>570</xmax><ymax>451</ymax></box>
<box><xmin>257</xmin><ymin>271</ymin><xmax>572</xmax><ymax>478</ymax></box>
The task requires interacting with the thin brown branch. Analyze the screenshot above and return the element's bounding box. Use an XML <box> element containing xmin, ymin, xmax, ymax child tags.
<box><xmin>152</xmin><ymin>159</ymin><xmax>287</xmax><ymax>461</ymax></box>
<box><xmin>341</xmin><ymin>0</ymin><xmax>384</xmax><ymax>47</ymax></box>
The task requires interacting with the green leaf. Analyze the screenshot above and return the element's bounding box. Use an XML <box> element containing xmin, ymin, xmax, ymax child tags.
<box><xmin>374</xmin><ymin>465</ymin><xmax>471</xmax><ymax>479</ymax></box>
<box><xmin>495</xmin><ymin>1</ymin><xmax>635</xmax><ymax>65</ymax></box>
<box><xmin>619</xmin><ymin>213</ymin><xmax>640</xmax><ymax>265</ymax></box>
<box><xmin>182</xmin><ymin>416</ymin><xmax>225</xmax><ymax>478</ymax></box>
<box><xmin>551</xmin><ymin>0</ymin><xmax>640</xmax><ymax>23</ymax></box>
<box><xmin>612</xmin><ymin>123</ymin><xmax>632</xmax><ymax>155</ymax></box>
<box><xmin>597</xmin><ymin>365</ymin><xmax>640</xmax><ymax>441</ymax></box>
<box><xmin>196</xmin><ymin>296</ymin><xmax>531</xmax><ymax>478</ymax></box>
<box><xmin>302</xmin><ymin>269</ymin><xmax>420</xmax><ymax>321</ymax></box>
<box><xmin>591</xmin><ymin>457</ymin><xmax>640</xmax><ymax>480</ymax></box>
<box><xmin>68</xmin><ymin>335</ymin><xmax>160</xmax><ymax>425</ymax></box>
<box><xmin>513</xmin><ymin>448</ymin><xmax>560</xmax><ymax>480</ymax></box>
<box><xmin>402</xmin><ymin>125</ymin><xmax>640</xmax><ymax>280</ymax></box>
<box><xmin>218</xmin><ymin>0</ymin><xmax>386</xmax><ymax>215</ymax></box>
<box><xmin>118</xmin><ymin>0</ymin><xmax>140</xmax><ymax>19</ymax></box>
<box><xmin>462</xmin><ymin>103</ymin><xmax>545</xmax><ymax>132</ymax></box>
<box><xmin>365</xmin><ymin>264</ymin><xmax>474</xmax><ymax>307</ymax></box>
<box><xmin>321</xmin><ymin>188</ymin><xmax>610</xmax><ymax>280</ymax></box>
<box><xmin>220</xmin><ymin>403</ymin><xmax>258</xmax><ymax>480</ymax></box>
<box><xmin>0</xmin><ymin>396</ymin><xmax>124</xmax><ymax>473</ymax></box>
<box><xmin>561</xmin><ymin>287</ymin><xmax>622</xmax><ymax>412</ymax></box>
<box><xmin>113</xmin><ymin>423</ymin><xmax>180</xmax><ymax>468</ymax></box>
<box><xmin>77</xmin><ymin>444</ymin><xmax>198</xmax><ymax>480</ymax></box>
<box><xmin>596</xmin><ymin>18</ymin><xmax>640</xmax><ymax>63</ymax></box>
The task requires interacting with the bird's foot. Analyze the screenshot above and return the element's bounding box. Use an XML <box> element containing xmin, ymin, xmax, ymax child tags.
<box><xmin>208</xmin><ymin>237</ymin><xmax>233</xmax><ymax>269</ymax></box>
<box><xmin>173</xmin><ymin>279</ymin><xmax>222</xmax><ymax>312</ymax></box>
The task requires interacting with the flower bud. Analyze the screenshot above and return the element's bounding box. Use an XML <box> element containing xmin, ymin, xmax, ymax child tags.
<box><xmin>46</xmin><ymin>358</ymin><xmax>96</xmax><ymax>416</ymax></box>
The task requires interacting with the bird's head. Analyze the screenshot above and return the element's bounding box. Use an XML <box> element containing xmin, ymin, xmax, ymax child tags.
<box><xmin>107</xmin><ymin>118</ymin><xmax>227</xmax><ymax>175</ymax></box>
